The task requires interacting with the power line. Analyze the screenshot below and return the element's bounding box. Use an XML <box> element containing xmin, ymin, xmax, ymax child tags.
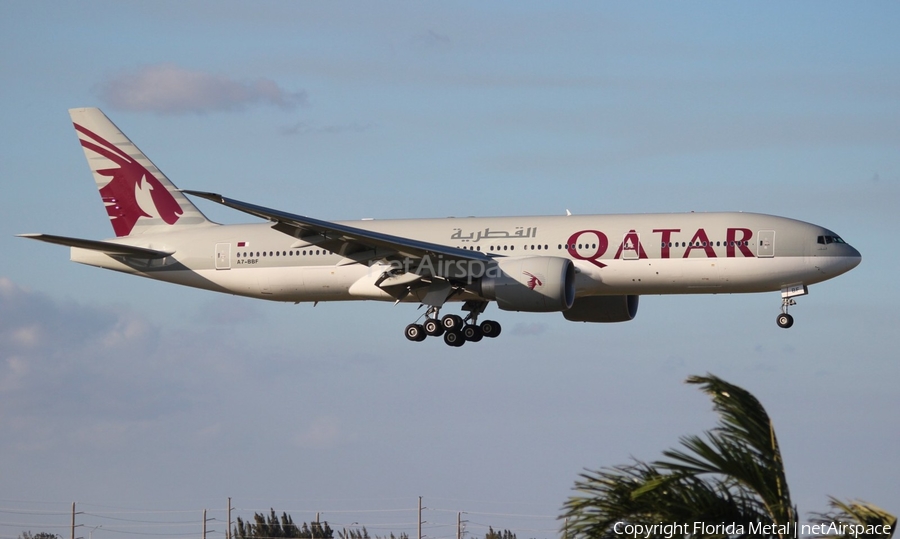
<box><xmin>0</xmin><ymin>498</ymin><xmax>562</xmax><ymax>539</ymax></box>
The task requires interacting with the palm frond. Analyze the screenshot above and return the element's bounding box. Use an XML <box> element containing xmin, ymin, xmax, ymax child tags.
<box><xmin>562</xmin><ymin>460</ymin><xmax>768</xmax><ymax>538</ymax></box>
<box><xmin>664</xmin><ymin>374</ymin><xmax>794</xmax><ymax>525</ymax></box>
<box><xmin>808</xmin><ymin>498</ymin><xmax>896</xmax><ymax>539</ymax></box>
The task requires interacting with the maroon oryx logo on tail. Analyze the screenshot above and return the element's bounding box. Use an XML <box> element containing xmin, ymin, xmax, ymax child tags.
<box><xmin>75</xmin><ymin>123</ymin><xmax>182</xmax><ymax>237</ymax></box>
<box><xmin>523</xmin><ymin>271</ymin><xmax>543</xmax><ymax>290</ymax></box>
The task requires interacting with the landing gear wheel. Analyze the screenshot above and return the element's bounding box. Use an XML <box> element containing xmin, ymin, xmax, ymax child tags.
<box><xmin>462</xmin><ymin>324</ymin><xmax>484</xmax><ymax>342</ymax></box>
<box><xmin>423</xmin><ymin>318</ymin><xmax>444</xmax><ymax>336</ymax></box>
<box><xmin>776</xmin><ymin>313</ymin><xmax>794</xmax><ymax>329</ymax></box>
<box><xmin>443</xmin><ymin>330</ymin><xmax>465</xmax><ymax>347</ymax></box>
<box><xmin>405</xmin><ymin>323</ymin><xmax>427</xmax><ymax>342</ymax></box>
<box><xmin>441</xmin><ymin>314</ymin><xmax>464</xmax><ymax>332</ymax></box>
<box><xmin>480</xmin><ymin>320</ymin><xmax>502</xmax><ymax>338</ymax></box>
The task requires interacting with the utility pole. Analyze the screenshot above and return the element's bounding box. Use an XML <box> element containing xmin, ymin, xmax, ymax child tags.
<box><xmin>227</xmin><ymin>498</ymin><xmax>232</xmax><ymax>539</ymax></box>
<box><xmin>203</xmin><ymin>509</ymin><xmax>207</xmax><ymax>539</ymax></box>
<box><xmin>70</xmin><ymin>502</ymin><xmax>83</xmax><ymax>539</ymax></box>
<box><xmin>457</xmin><ymin>512</ymin><xmax>461</xmax><ymax>539</ymax></box>
<box><xmin>417</xmin><ymin>497</ymin><xmax>423</xmax><ymax>539</ymax></box>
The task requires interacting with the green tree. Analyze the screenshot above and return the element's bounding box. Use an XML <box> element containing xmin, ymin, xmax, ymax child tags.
<box><xmin>338</xmin><ymin>528</ymin><xmax>370</xmax><ymax>539</ymax></box>
<box><xmin>19</xmin><ymin>533</ymin><xmax>58</xmax><ymax>539</ymax></box>
<box><xmin>562</xmin><ymin>374</ymin><xmax>895</xmax><ymax>539</ymax></box>
<box><xmin>234</xmin><ymin>509</ymin><xmax>333</xmax><ymax>539</ymax></box>
<box><xmin>484</xmin><ymin>527</ymin><xmax>517</xmax><ymax>539</ymax></box>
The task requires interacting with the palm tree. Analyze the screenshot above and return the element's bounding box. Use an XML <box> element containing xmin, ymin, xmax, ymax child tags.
<box><xmin>561</xmin><ymin>374</ymin><xmax>894</xmax><ymax>539</ymax></box>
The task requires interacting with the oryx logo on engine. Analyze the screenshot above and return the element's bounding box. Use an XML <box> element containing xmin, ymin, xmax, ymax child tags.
<box><xmin>523</xmin><ymin>271</ymin><xmax>543</xmax><ymax>290</ymax></box>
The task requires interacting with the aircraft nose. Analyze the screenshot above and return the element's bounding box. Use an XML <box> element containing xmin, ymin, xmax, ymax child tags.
<box><xmin>847</xmin><ymin>244</ymin><xmax>862</xmax><ymax>268</ymax></box>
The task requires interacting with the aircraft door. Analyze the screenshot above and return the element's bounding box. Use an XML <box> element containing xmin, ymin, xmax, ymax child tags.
<box><xmin>757</xmin><ymin>230</ymin><xmax>775</xmax><ymax>258</ymax></box>
<box><xmin>621</xmin><ymin>232</ymin><xmax>640</xmax><ymax>260</ymax></box>
<box><xmin>215</xmin><ymin>242</ymin><xmax>231</xmax><ymax>269</ymax></box>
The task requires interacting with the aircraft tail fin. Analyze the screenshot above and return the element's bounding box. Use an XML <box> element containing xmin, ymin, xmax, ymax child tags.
<box><xmin>69</xmin><ymin>107</ymin><xmax>213</xmax><ymax>237</ymax></box>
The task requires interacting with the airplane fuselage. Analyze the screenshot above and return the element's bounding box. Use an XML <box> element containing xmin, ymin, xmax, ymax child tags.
<box><xmin>71</xmin><ymin>211</ymin><xmax>860</xmax><ymax>304</ymax></box>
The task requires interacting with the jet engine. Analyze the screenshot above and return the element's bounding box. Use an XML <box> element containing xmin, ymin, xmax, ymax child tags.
<box><xmin>563</xmin><ymin>295</ymin><xmax>639</xmax><ymax>323</ymax></box>
<box><xmin>476</xmin><ymin>257</ymin><xmax>575</xmax><ymax>312</ymax></box>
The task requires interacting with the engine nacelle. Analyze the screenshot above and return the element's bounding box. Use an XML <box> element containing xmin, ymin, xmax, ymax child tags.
<box><xmin>563</xmin><ymin>295</ymin><xmax>639</xmax><ymax>323</ymax></box>
<box><xmin>477</xmin><ymin>257</ymin><xmax>575</xmax><ymax>312</ymax></box>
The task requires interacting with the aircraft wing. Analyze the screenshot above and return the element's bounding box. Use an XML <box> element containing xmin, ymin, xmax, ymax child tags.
<box><xmin>18</xmin><ymin>233</ymin><xmax>174</xmax><ymax>259</ymax></box>
<box><xmin>183</xmin><ymin>190</ymin><xmax>492</xmax><ymax>265</ymax></box>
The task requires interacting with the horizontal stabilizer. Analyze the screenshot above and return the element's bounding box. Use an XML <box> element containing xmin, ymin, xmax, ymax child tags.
<box><xmin>18</xmin><ymin>234</ymin><xmax>173</xmax><ymax>259</ymax></box>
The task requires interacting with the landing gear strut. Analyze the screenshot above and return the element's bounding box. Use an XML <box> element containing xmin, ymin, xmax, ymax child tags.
<box><xmin>776</xmin><ymin>284</ymin><xmax>807</xmax><ymax>329</ymax></box>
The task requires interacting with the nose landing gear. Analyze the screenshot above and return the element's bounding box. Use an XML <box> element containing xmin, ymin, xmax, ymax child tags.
<box><xmin>776</xmin><ymin>284</ymin><xmax>807</xmax><ymax>329</ymax></box>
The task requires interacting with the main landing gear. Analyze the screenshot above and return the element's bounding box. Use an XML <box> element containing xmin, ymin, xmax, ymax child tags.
<box><xmin>404</xmin><ymin>303</ymin><xmax>502</xmax><ymax>346</ymax></box>
<box><xmin>776</xmin><ymin>284</ymin><xmax>808</xmax><ymax>329</ymax></box>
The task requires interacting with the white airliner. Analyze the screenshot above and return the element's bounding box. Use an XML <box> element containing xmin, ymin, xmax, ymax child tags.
<box><xmin>21</xmin><ymin>108</ymin><xmax>862</xmax><ymax>346</ymax></box>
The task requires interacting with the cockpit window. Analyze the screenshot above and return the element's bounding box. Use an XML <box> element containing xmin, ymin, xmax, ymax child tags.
<box><xmin>817</xmin><ymin>235</ymin><xmax>846</xmax><ymax>245</ymax></box>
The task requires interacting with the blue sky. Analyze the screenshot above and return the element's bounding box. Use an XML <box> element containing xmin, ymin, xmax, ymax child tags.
<box><xmin>1</xmin><ymin>2</ymin><xmax>898</xmax><ymax>537</ymax></box>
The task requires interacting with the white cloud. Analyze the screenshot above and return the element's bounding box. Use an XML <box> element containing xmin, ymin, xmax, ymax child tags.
<box><xmin>293</xmin><ymin>416</ymin><xmax>350</xmax><ymax>449</ymax></box>
<box><xmin>98</xmin><ymin>63</ymin><xmax>308</xmax><ymax>114</ymax></box>
<box><xmin>0</xmin><ymin>278</ymin><xmax>185</xmax><ymax>432</ymax></box>
<box><xmin>510</xmin><ymin>322</ymin><xmax>548</xmax><ymax>336</ymax></box>
<box><xmin>0</xmin><ymin>277</ymin><xmax>298</xmax><ymax>454</ymax></box>
<box><xmin>410</xmin><ymin>29</ymin><xmax>452</xmax><ymax>51</ymax></box>
<box><xmin>280</xmin><ymin>120</ymin><xmax>375</xmax><ymax>136</ymax></box>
